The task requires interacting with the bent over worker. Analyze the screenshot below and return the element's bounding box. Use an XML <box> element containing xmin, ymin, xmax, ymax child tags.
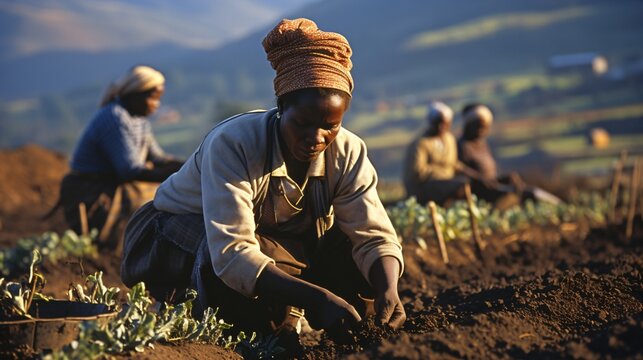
<box><xmin>458</xmin><ymin>104</ymin><xmax>561</xmax><ymax>206</ymax></box>
<box><xmin>120</xmin><ymin>18</ymin><xmax>405</xmax><ymax>350</ymax></box>
<box><xmin>56</xmin><ymin>65</ymin><xmax>183</xmax><ymax>246</ymax></box>
<box><xmin>402</xmin><ymin>101</ymin><xmax>470</xmax><ymax>206</ymax></box>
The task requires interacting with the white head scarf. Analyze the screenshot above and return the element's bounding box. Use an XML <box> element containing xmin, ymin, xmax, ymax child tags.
<box><xmin>464</xmin><ymin>105</ymin><xmax>494</xmax><ymax>126</ymax></box>
<box><xmin>427</xmin><ymin>101</ymin><xmax>453</xmax><ymax>125</ymax></box>
<box><xmin>99</xmin><ymin>65</ymin><xmax>165</xmax><ymax>107</ymax></box>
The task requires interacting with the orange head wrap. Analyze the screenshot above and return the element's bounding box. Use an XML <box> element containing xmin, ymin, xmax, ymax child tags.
<box><xmin>262</xmin><ymin>18</ymin><xmax>353</xmax><ymax>97</ymax></box>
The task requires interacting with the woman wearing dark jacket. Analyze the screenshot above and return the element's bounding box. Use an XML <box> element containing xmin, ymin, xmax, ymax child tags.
<box><xmin>458</xmin><ymin>104</ymin><xmax>560</xmax><ymax>205</ymax></box>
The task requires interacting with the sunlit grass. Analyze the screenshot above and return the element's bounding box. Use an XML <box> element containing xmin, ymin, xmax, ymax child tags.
<box><xmin>497</xmin><ymin>133</ymin><xmax>643</xmax><ymax>175</ymax></box>
<box><xmin>500</xmin><ymin>133</ymin><xmax>642</xmax><ymax>156</ymax></box>
<box><xmin>405</xmin><ymin>7</ymin><xmax>593</xmax><ymax>50</ymax></box>
<box><xmin>418</xmin><ymin>71</ymin><xmax>602</xmax><ymax>122</ymax></box>
<box><xmin>538</xmin><ymin>95</ymin><xmax>596</xmax><ymax>116</ymax></box>
<box><xmin>155</xmin><ymin>128</ymin><xmax>196</xmax><ymax>147</ymax></box>
<box><xmin>345</xmin><ymin>71</ymin><xmax>584</xmax><ymax>137</ymax></box>
<box><xmin>500</xmin><ymin>121</ymin><xmax>577</xmax><ymax>140</ymax></box>
<box><xmin>345</xmin><ymin>73</ymin><xmax>579</xmax><ymax>136</ymax></box>
<box><xmin>363</xmin><ymin>129</ymin><xmax>416</xmax><ymax>150</ymax></box>
<box><xmin>561</xmin><ymin>157</ymin><xmax>616</xmax><ymax>175</ymax></box>
<box><xmin>496</xmin><ymin>143</ymin><xmax>532</xmax><ymax>158</ymax></box>
<box><xmin>538</xmin><ymin>136</ymin><xmax>588</xmax><ymax>155</ymax></box>
<box><xmin>497</xmin><ymin>103</ymin><xmax>643</xmax><ymax>141</ymax></box>
<box><xmin>346</xmin><ymin>104</ymin><xmax>425</xmax><ymax>135</ymax></box>
<box><xmin>501</xmin><ymin>74</ymin><xmax>584</xmax><ymax>96</ymax></box>
<box><xmin>609</xmin><ymin>134</ymin><xmax>643</xmax><ymax>150</ymax></box>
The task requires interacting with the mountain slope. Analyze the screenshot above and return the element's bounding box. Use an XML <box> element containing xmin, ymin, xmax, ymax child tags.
<box><xmin>178</xmin><ymin>0</ymin><xmax>643</xmax><ymax>101</ymax></box>
<box><xmin>0</xmin><ymin>0</ymin><xmax>316</xmax><ymax>99</ymax></box>
<box><xmin>0</xmin><ymin>0</ymin><xmax>312</xmax><ymax>59</ymax></box>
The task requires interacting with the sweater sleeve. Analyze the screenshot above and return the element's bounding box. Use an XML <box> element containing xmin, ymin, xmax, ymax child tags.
<box><xmin>331</xmin><ymin>136</ymin><xmax>404</xmax><ymax>284</ymax></box>
<box><xmin>199</xmin><ymin>132</ymin><xmax>275</xmax><ymax>297</ymax></box>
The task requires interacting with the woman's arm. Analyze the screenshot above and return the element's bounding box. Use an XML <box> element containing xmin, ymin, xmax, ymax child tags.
<box><xmin>330</xmin><ymin>134</ymin><xmax>406</xmax><ymax>328</ymax></box>
<box><xmin>368</xmin><ymin>256</ymin><xmax>406</xmax><ymax>328</ymax></box>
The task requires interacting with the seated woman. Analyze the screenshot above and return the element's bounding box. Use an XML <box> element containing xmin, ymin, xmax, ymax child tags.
<box><xmin>120</xmin><ymin>18</ymin><xmax>405</xmax><ymax>350</ymax></box>
<box><xmin>57</xmin><ymin>65</ymin><xmax>183</xmax><ymax>246</ymax></box>
<box><xmin>402</xmin><ymin>101</ymin><xmax>470</xmax><ymax>206</ymax></box>
<box><xmin>457</xmin><ymin>104</ymin><xmax>560</xmax><ymax>205</ymax></box>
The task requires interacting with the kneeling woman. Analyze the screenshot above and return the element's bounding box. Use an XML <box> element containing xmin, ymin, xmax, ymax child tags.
<box><xmin>121</xmin><ymin>18</ymin><xmax>406</xmax><ymax>341</ymax></box>
<box><xmin>56</xmin><ymin>65</ymin><xmax>182</xmax><ymax>246</ymax></box>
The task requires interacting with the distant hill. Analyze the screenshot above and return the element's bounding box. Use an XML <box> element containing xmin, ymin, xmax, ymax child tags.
<box><xmin>176</xmin><ymin>0</ymin><xmax>643</xmax><ymax>102</ymax></box>
<box><xmin>5</xmin><ymin>0</ymin><xmax>642</xmax><ymax>102</ymax></box>
<box><xmin>0</xmin><ymin>0</ymin><xmax>316</xmax><ymax>99</ymax></box>
<box><xmin>0</xmin><ymin>43</ymin><xmax>204</xmax><ymax>100</ymax></box>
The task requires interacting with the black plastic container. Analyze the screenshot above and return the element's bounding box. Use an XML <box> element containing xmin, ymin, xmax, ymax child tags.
<box><xmin>0</xmin><ymin>300</ymin><xmax>117</xmax><ymax>351</ymax></box>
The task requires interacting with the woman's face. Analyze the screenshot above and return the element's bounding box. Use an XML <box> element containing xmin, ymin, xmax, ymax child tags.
<box><xmin>437</xmin><ymin>119</ymin><xmax>452</xmax><ymax>135</ymax></box>
<box><xmin>125</xmin><ymin>85</ymin><xmax>164</xmax><ymax>117</ymax></box>
<box><xmin>280</xmin><ymin>92</ymin><xmax>348</xmax><ymax>162</ymax></box>
<box><xmin>476</xmin><ymin>121</ymin><xmax>491</xmax><ymax>138</ymax></box>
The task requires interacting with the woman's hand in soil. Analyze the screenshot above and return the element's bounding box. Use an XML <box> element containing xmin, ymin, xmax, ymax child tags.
<box><xmin>307</xmin><ymin>289</ymin><xmax>361</xmax><ymax>334</ymax></box>
<box><xmin>255</xmin><ymin>263</ymin><xmax>361</xmax><ymax>337</ymax></box>
<box><xmin>369</xmin><ymin>256</ymin><xmax>406</xmax><ymax>328</ymax></box>
<box><xmin>374</xmin><ymin>288</ymin><xmax>406</xmax><ymax>329</ymax></box>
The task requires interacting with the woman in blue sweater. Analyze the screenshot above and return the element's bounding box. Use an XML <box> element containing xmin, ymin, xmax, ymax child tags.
<box><xmin>58</xmin><ymin>65</ymin><xmax>182</xmax><ymax>246</ymax></box>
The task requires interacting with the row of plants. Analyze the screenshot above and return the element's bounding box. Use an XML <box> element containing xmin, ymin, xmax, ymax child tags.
<box><xmin>0</xmin><ymin>229</ymin><xmax>98</xmax><ymax>278</ymax></box>
<box><xmin>1</xmin><ymin>249</ymin><xmax>282</xmax><ymax>359</ymax></box>
<box><xmin>387</xmin><ymin>192</ymin><xmax>609</xmax><ymax>244</ymax></box>
<box><xmin>47</xmin><ymin>283</ymin><xmax>249</xmax><ymax>359</ymax></box>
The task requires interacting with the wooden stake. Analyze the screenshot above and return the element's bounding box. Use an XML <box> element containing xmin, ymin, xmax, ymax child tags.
<box><xmin>428</xmin><ymin>201</ymin><xmax>449</xmax><ymax>264</ymax></box>
<box><xmin>99</xmin><ymin>186</ymin><xmax>123</xmax><ymax>243</ymax></box>
<box><xmin>625</xmin><ymin>158</ymin><xmax>640</xmax><ymax>241</ymax></box>
<box><xmin>609</xmin><ymin>150</ymin><xmax>627</xmax><ymax>223</ymax></box>
<box><xmin>78</xmin><ymin>202</ymin><xmax>89</xmax><ymax>236</ymax></box>
<box><xmin>464</xmin><ymin>183</ymin><xmax>484</xmax><ymax>260</ymax></box>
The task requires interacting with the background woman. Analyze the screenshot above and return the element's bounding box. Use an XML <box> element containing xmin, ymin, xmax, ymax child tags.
<box><xmin>56</xmin><ymin>65</ymin><xmax>182</xmax><ymax>246</ymax></box>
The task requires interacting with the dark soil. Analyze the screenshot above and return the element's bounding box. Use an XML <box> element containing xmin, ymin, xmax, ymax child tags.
<box><xmin>305</xmin><ymin>224</ymin><xmax>643</xmax><ymax>359</ymax></box>
<box><xmin>1</xmin><ymin>145</ymin><xmax>642</xmax><ymax>359</ymax></box>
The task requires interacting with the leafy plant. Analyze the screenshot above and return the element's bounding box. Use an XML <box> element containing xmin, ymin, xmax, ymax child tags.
<box><xmin>67</xmin><ymin>271</ymin><xmax>120</xmax><ymax>309</ymax></box>
<box><xmin>0</xmin><ymin>230</ymin><xmax>98</xmax><ymax>278</ymax></box>
<box><xmin>0</xmin><ymin>249</ymin><xmax>48</xmax><ymax>319</ymax></box>
<box><xmin>47</xmin><ymin>280</ymin><xmax>251</xmax><ymax>359</ymax></box>
<box><xmin>388</xmin><ymin>191</ymin><xmax>609</xmax><ymax>245</ymax></box>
